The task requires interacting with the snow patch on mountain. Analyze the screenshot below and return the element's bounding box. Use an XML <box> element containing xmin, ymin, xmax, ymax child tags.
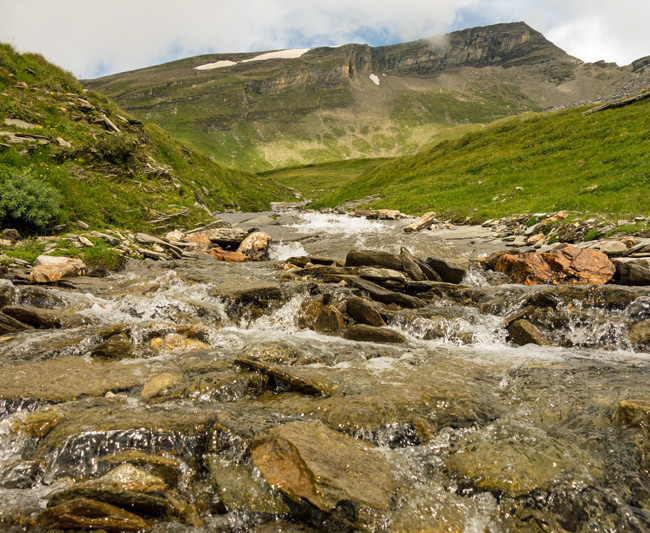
<box><xmin>195</xmin><ymin>49</ymin><xmax>311</xmax><ymax>70</ymax></box>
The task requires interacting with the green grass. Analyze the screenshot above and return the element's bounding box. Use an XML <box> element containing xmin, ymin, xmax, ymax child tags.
<box><xmin>314</xmin><ymin>98</ymin><xmax>650</xmax><ymax>221</ymax></box>
<box><xmin>261</xmin><ymin>158</ymin><xmax>391</xmax><ymax>199</ymax></box>
<box><xmin>0</xmin><ymin>44</ymin><xmax>292</xmax><ymax>235</ymax></box>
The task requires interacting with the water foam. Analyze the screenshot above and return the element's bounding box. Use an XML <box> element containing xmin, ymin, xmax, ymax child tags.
<box><xmin>289</xmin><ymin>212</ymin><xmax>386</xmax><ymax>236</ymax></box>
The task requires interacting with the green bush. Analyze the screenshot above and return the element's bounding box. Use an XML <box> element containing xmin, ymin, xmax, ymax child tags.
<box><xmin>0</xmin><ymin>169</ymin><xmax>62</xmax><ymax>230</ymax></box>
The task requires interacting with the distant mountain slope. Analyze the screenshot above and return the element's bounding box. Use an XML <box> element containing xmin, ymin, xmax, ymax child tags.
<box><xmin>314</xmin><ymin>93</ymin><xmax>650</xmax><ymax>220</ymax></box>
<box><xmin>0</xmin><ymin>44</ymin><xmax>290</xmax><ymax>233</ymax></box>
<box><xmin>86</xmin><ymin>22</ymin><xmax>650</xmax><ymax>172</ymax></box>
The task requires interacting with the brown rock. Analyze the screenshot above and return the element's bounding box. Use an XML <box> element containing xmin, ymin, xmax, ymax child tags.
<box><xmin>236</xmin><ymin>231</ymin><xmax>271</xmax><ymax>260</ymax></box>
<box><xmin>403</xmin><ymin>211</ymin><xmax>437</xmax><ymax>232</ymax></box>
<box><xmin>343</xmin><ymin>324</ymin><xmax>406</xmax><ymax>344</ymax></box>
<box><xmin>612</xmin><ymin>258</ymin><xmax>650</xmax><ymax>286</ymax></box>
<box><xmin>91</xmin><ymin>332</ymin><xmax>135</xmax><ymax>360</ymax></box>
<box><xmin>617</xmin><ymin>400</ymin><xmax>650</xmax><ymax>429</ymax></box>
<box><xmin>185</xmin><ymin>232</ymin><xmax>212</xmax><ymax>251</ymax></box>
<box><xmin>353</xmin><ymin>208</ymin><xmax>378</xmax><ymax>218</ymax></box>
<box><xmin>544</xmin><ymin>245</ymin><xmax>616</xmax><ymax>284</ymax></box>
<box><xmin>235</xmin><ymin>358</ymin><xmax>332</xmax><ymax>396</ymax></box>
<box><xmin>506</xmin><ymin>319</ymin><xmax>549</xmax><ymax>346</ymax></box>
<box><xmin>251</xmin><ymin>420</ymin><xmax>394</xmax><ymax>516</ymax></box>
<box><xmin>347</xmin><ymin>296</ymin><xmax>386</xmax><ymax>327</ymax></box>
<box><xmin>426</xmin><ymin>257</ymin><xmax>469</xmax><ymax>284</ymax></box>
<box><xmin>0</xmin><ymin>311</ymin><xmax>33</xmax><ymax>334</ymax></box>
<box><xmin>377</xmin><ymin>209</ymin><xmax>402</xmax><ymax>220</ymax></box>
<box><xmin>345</xmin><ymin>249</ymin><xmax>403</xmax><ymax>271</ymax></box>
<box><xmin>399</xmin><ymin>247</ymin><xmax>426</xmax><ymax>281</ymax></box>
<box><xmin>495</xmin><ymin>245</ymin><xmax>615</xmax><ymax>285</ymax></box>
<box><xmin>38</xmin><ymin>498</ymin><xmax>148</xmax><ymax>532</ymax></box>
<box><xmin>298</xmin><ymin>300</ymin><xmax>345</xmax><ymax>333</ymax></box>
<box><xmin>629</xmin><ymin>319</ymin><xmax>650</xmax><ymax>345</ymax></box>
<box><xmin>1</xmin><ymin>305</ymin><xmax>64</xmax><ymax>328</ymax></box>
<box><xmin>203</xmin><ymin>227</ymin><xmax>250</xmax><ymax>247</ymax></box>
<box><xmin>350</xmin><ymin>276</ymin><xmax>426</xmax><ymax>308</ymax></box>
<box><xmin>207</xmin><ymin>247</ymin><xmax>248</xmax><ymax>262</ymax></box>
<box><xmin>29</xmin><ymin>256</ymin><xmax>87</xmax><ymax>283</ymax></box>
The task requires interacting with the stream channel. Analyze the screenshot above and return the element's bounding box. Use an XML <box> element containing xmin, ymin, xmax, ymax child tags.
<box><xmin>0</xmin><ymin>210</ymin><xmax>649</xmax><ymax>532</ymax></box>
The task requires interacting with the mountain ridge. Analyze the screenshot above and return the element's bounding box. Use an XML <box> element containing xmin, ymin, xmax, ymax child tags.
<box><xmin>85</xmin><ymin>22</ymin><xmax>650</xmax><ymax>172</ymax></box>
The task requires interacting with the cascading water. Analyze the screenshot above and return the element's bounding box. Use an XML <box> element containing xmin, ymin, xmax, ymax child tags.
<box><xmin>0</xmin><ymin>211</ymin><xmax>649</xmax><ymax>531</ymax></box>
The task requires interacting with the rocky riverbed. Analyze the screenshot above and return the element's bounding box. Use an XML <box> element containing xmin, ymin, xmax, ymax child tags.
<box><xmin>0</xmin><ymin>209</ymin><xmax>649</xmax><ymax>532</ymax></box>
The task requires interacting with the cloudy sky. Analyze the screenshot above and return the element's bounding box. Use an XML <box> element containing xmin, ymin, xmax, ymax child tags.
<box><xmin>1</xmin><ymin>0</ymin><xmax>648</xmax><ymax>79</ymax></box>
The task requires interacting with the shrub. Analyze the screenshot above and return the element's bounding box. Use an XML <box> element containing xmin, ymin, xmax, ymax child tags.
<box><xmin>0</xmin><ymin>169</ymin><xmax>62</xmax><ymax>230</ymax></box>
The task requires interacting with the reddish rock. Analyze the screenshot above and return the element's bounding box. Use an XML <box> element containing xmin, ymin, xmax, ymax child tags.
<box><xmin>495</xmin><ymin>245</ymin><xmax>615</xmax><ymax>285</ymax></box>
<box><xmin>237</xmin><ymin>231</ymin><xmax>271</xmax><ymax>260</ymax></box>
<box><xmin>543</xmin><ymin>245</ymin><xmax>615</xmax><ymax>284</ymax></box>
<box><xmin>495</xmin><ymin>253</ymin><xmax>553</xmax><ymax>285</ymax></box>
<box><xmin>206</xmin><ymin>247</ymin><xmax>248</xmax><ymax>262</ymax></box>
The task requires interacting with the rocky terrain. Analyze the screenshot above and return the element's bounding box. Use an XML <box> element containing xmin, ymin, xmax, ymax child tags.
<box><xmin>86</xmin><ymin>22</ymin><xmax>650</xmax><ymax>171</ymax></box>
<box><xmin>0</xmin><ymin>208</ymin><xmax>649</xmax><ymax>531</ymax></box>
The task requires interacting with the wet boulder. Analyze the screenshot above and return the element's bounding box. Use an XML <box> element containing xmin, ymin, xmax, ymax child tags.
<box><xmin>347</xmin><ymin>296</ymin><xmax>386</xmax><ymax>327</ymax></box>
<box><xmin>629</xmin><ymin>319</ymin><xmax>650</xmax><ymax>345</ymax></box>
<box><xmin>0</xmin><ymin>311</ymin><xmax>33</xmax><ymax>334</ymax></box>
<box><xmin>38</xmin><ymin>498</ymin><xmax>149</xmax><ymax>532</ymax></box>
<box><xmin>251</xmin><ymin>420</ymin><xmax>394</xmax><ymax>529</ymax></box>
<box><xmin>1</xmin><ymin>304</ymin><xmax>78</xmax><ymax>328</ymax></box>
<box><xmin>0</xmin><ymin>356</ymin><xmax>149</xmax><ymax>403</ymax></box>
<box><xmin>506</xmin><ymin>319</ymin><xmax>549</xmax><ymax>346</ymax></box>
<box><xmin>206</xmin><ymin>455</ymin><xmax>289</xmax><ymax>514</ymax></box>
<box><xmin>91</xmin><ymin>332</ymin><xmax>135</xmax><ymax>360</ymax></box>
<box><xmin>616</xmin><ymin>400</ymin><xmax>650</xmax><ymax>431</ymax></box>
<box><xmin>298</xmin><ymin>299</ymin><xmax>346</xmax><ymax>333</ymax></box>
<box><xmin>445</xmin><ymin>420</ymin><xmax>601</xmax><ymax>499</ymax></box>
<box><xmin>235</xmin><ymin>358</ymin><xmax>333</xmax><ymax>396</ymax></box>
<box><xmin>343</xmin><ymin>324</ymin><xmax>406</xmax><ymax>344</ymax></box>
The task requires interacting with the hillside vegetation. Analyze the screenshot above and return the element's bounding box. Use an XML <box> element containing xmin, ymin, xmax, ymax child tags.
<box><xmin>0</xmin><ymin>44</ymin><xmax>290</xmax><ymax>234</ymax></box>
<box><xmin>86</xmin><ymin>22</ymin><xmax>650</xmax><ymax>172</ymax></box>
<box><xmin>314</xmin><ymin>96</ymin><xmax>650</xmax><ymax>220</ymax></box>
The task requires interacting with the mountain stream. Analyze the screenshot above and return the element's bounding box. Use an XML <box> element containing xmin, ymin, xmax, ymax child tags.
<box><xmin>0</xmin><ymin>211</ymin><xmax>649</xmax><ymax>532</ymax></box>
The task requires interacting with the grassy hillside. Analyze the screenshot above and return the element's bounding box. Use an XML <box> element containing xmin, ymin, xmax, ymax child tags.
<box><xmin>86</xmin><ymin>23</ymin><xmax>647</xmax><ymax>172</ymax></box>
<box><xmin>0</xmin><ymin>44</ymin><xmax>291</xmax><ymax>234</ymax></box>
<box><xmin>314</xmin><ymin>96</ymin><xmax>650</xmax><ymax>220</ymax></box>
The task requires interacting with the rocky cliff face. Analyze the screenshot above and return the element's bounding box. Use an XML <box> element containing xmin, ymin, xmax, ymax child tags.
<box><xmin>85</xmin><ymin>22</ymin><xmax>650</xmax><ymax>172</ymax></box>
<box><xmin>373</xmin><ymin>23</ymin><xmax>570</xmax><ymax>74</ymax></box>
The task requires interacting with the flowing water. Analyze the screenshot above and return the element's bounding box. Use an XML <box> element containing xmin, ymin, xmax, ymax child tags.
<box><xmin>0</xmin><ymin>212</ymin><xmax>649</xmax><ymax>532</ymax></box>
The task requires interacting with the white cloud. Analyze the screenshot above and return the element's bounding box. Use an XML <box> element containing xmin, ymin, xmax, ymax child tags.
<box><xmin>0</xmin><ymin>0</ymin><xmax>648</xmax><ymax>79</ymax></box>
